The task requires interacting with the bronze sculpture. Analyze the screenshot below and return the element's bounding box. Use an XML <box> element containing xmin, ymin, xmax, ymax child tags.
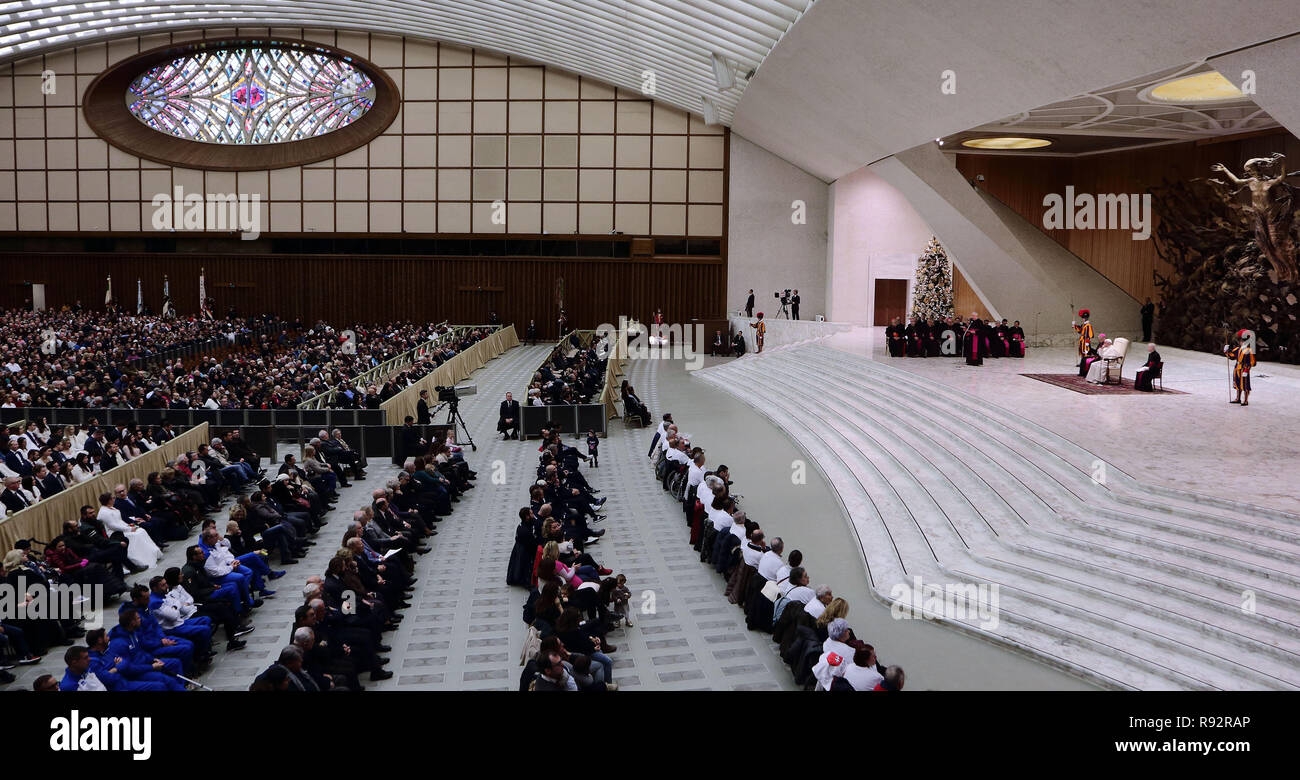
<box><xmin>1208</xmin><ymin>153</ymin><xmax>1299</xmax><ymax>283</ymax></box>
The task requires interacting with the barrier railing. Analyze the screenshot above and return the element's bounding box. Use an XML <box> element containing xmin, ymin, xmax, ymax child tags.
<box><xmin>597</xmin><ymin>327</ymin><xmax>630</xmax><ymax>420</ymax></box>
<box><xmin>0</xmin><ymin>422</ymin><xmax>210</xmax><ymax>551</ymax></box>
<box><xmin>518</xmin><ymin>328</ymin><xmax>616</xmax><ymax>438</ymax></box>
<box><xmin>379</xmin><ymin>325</ymin><xmax>520</xmax><ymax>425</ymax></box>
<box><xmin>298</xmin><ymin>320</ymin><xmax>449</xmax><ymax>410</ymax></box>
<box><xmin>297</xmin><ymin>323</ymin><xmax>505</xmax><ymax>410</ymax></box>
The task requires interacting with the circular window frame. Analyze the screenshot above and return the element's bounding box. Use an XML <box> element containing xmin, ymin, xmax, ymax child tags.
<box><xmin>84</xmin><ymin>37</ymin><xmax>400</xmax><ymax>171</ymax></box>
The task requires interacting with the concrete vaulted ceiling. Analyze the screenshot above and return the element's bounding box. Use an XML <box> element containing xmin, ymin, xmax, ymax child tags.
<box><xmin>0</xmin><ymin>0</ymin><xmax>813</xmax><ymax>126</ymax></box>
<box><xmin>733</xmin><ymin>0</ymin><xmax>1300</xmax><ymax>182</ymax></box>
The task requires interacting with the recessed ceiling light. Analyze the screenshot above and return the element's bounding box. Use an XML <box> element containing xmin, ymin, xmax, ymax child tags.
<box><xmin>961</xmin><ymin>136</ymin><xmax>1052</xmax><ymax>150</ymax></box>
<box><xmin>1143</xmin><ymin>71</ymin><xmax>1245</xmax><ymax>104</ymax></box>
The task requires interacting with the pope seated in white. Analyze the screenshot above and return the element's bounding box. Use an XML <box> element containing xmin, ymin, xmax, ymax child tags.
<box><xmin>1086</xmin><ymin>339</ymin><xmax>1120</xmax><ymax>384</ymax></box>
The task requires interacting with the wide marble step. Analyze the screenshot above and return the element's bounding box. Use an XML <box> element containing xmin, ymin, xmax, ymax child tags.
<box><xmin>694</xmin><ymin>348</ymin><xmax>1300</xmax><ymax>689</ymax></box>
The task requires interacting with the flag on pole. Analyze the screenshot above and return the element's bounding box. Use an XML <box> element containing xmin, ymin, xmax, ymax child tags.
<box><xmin>104</xmin><ymin>275</ymin><xmax>112</xmax><ymax>307</ymax></box>
<box><xmin>162</xmin><ymin>275</ymin><xmax>173</xmax><ymax>318</ymax></box>
<box><xmin>136</xmin><ymin>278</ymin><xmax>143</xmax><ymax>314</ymax></box>
<box><xmin>199</xmin><ymin>267</ymin><xmax>210</xmax><ymax>319</ymax></box>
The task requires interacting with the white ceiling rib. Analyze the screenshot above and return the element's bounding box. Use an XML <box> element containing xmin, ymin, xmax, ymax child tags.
<box><xmin>0</xmin><ymin>0</ymin><xmax>815</xmax><ymax>125</ymax></box>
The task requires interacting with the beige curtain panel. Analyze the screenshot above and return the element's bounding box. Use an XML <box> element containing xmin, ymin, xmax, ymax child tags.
<box><xmin>381</xmin><ymin>325</ymin><xmax>519</xmax><ymax>425</ymax></box>
<box><xmin>0</xmin><ymin>423</ymin><xmax>210</xmax><ymax>551</ymax></box>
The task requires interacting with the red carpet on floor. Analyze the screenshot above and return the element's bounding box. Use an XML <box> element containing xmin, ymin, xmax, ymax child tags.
<box><xmin>1020</xmin><ymin>373</ymin><xmax>1187</xmax><ymax>395</ymax></box>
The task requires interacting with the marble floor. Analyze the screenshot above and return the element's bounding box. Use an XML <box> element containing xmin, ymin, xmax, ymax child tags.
<box><xmin>689</xmin><ymin>329</ymin><xmax>1300</xmax><ymax>689</ymax></box>
<box><xmin>824</xmin><ymin>326</ymin><xmax>1300</xmax><ymax>515</ymax></box>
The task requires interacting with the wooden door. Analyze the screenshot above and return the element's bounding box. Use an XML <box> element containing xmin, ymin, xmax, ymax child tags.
<box><xmin>873</xmin><ymin>278</ymin><xmax>908</xmax><ymax>325</ymax></box>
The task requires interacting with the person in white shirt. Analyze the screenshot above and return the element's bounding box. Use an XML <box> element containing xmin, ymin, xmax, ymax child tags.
<box><xmin>805</xmin><ymin>584</ymin><xmax>833</xmax><ymax>620</ymax></box>
<box><xmin>783</xmin><ymin>566</ymin><xmax>814</xmax><ymax>603</ymax></box>
<box><xmin>728</xmin><ymin>510</ymin><xmax>748</xmax><ymax>543</ymax></box>
<box><xmin>844</xmin><ymin>645</ymin><xmax>885</xmax><ymax>691</ymax></box>
<box><xmin>758</xmin><ymin>538</ymin><xmax>784</xmax><ymax>581</ymax></box>
<box><xmin>741</xmin><ymin>529</ymin><xmax>767</xmax><ymax>566</ymax></box>
<box><xmin>648</xmin><ymin>413</ymin><xmax>673</xmax><ymax>458</ymax></box>
<box><xmin>97</xmin><ymin>492</ymin><xmax>162</xmax><ymax>569</ymax></box>
<box><xmin>684</xmin><ymin>452</ymin><xmax>706</xmax><ymax>521</ymax></box>
<box><xmin>813</xmin><ymin>618</ymin><xmax>857</xmax><ymax>691</ymax></box>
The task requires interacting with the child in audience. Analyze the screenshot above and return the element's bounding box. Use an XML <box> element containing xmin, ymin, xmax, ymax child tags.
<box><xmin>613</xmin><ymin>573</ymin><xmax>633</xmax><ymax>627</ymax></box>
<box><xmin>586</xmin><ymin>430</ymin><xmax>599</xmax><ymax>468</ymax></box>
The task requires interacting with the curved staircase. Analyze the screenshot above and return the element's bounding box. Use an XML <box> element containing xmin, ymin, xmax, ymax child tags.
<box><xmin>693</xmin><ymin>344</ymin><xmax>1300</xmax><ymax>690</ymax></box>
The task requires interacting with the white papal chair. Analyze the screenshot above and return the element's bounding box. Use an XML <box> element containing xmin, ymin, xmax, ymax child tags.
<box><xmin>1104</xmin><ymin>337</ymin><xmax>1130</xmax><ymax>384</ymax></box>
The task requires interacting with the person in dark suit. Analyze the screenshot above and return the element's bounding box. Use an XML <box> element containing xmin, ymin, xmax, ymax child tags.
<box><xmin>3</xmin><ymin>440</ymin><xmax>33</xmax><ymax>477</ymax></box>
<box><xmin>1140</xmin><ymin>298</ymin><xmax>1156</xmax><ymax>342</ymax></box>
<box><xmin>2</xmin><ymin>476</ymin><xmax>33</xmax><ymax>513</ymax></box>
<box><xmin>416</xmin><ymin>389</ymin><xmax>432</xmax><ymax>425</ymax></box>
<box><xmin>33</xmin><ymin>464</ymin><xmax>63</xmax><ymax>499</ymax></box>
<box><xmin>791</xmin><ymin>290</ymin><xmax>801</xmax><ymax>320</ymax></box>
<box><xmin>400</xmin><ymin>416</ymin><xmax>427</xmax><ymax>459</ymax></box>
<box><xmin>82</xmin><ymin>431</ymin><xmax>106</xmax><ymax>460</ymax></box>
<box><xmin>745</xmin><ymin>289</ymin><xmax>755</xmax><ymax>317</ymax></box>
<box><xmin>498</xmin><ymin>392</ymin><xmax>521</xmax><ymax>440</ymax></box>
<box><xmin>526</xmin><ymin>320</ymin><xmax>538</xmax><ymax>345</ymax></box>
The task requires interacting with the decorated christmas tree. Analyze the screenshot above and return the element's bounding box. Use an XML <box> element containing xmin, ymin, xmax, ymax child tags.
<box><xmin>910</xmin><ymin>237</ymin><xmax>954</xmax><ymax>321</ymax></box>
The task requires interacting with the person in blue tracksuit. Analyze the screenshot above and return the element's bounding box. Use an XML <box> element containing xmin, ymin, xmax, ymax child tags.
<box><xmin>121</xmin><ymin>584</ymin><xmax>199</xmax><ymax>673</ymax></box>
<box><xmin>106</xmin><ymin>608</ymin><xmax>187</xmax><ymax>690</ymax></box>
<box><xmin>81</xmin><ymin>628</ymin><xmax>170</xmax><ymax>691</ymax></box>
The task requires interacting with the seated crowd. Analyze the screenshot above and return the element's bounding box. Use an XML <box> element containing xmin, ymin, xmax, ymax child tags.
<box><xmin>651</xmin><ymin>411</ymin><xmax>905</xmax><ymax>691</ymax></box>
<box><xmin>1</xmin><ymin>416</ymin><xmax>386</xmax><ymax>690</ymax></box>
<box><xmin>1</xmin><ymin>305</ymin><xmax>495</xmax><ymax>410</ymax></box>
<box><xmin>524</xmin><ymin>331</ymin><xmax>611</xmax><ymax>408</ymax></box>
<box><xmin>507</xmin><ymin>423</ymin><xmax>634</xmax><ymax>691</ymax></box>
<box><xmin>1</xmin><ymin>418</ymin><xmax>262</xmax><ymax>509</ymax></box>
<box><xmin>248</xmin><ymin>431</ymin><xmax>478</xmax><ymax>690</ymax></box>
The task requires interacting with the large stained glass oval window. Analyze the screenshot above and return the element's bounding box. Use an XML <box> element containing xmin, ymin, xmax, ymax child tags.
<box><xmin>126</xmin><ymin>46</ymin><xmax>376</xmax><ymax>145</ymax></box>
<box><xmin>84</xmin><ymin>39</ymin><xmax>398</xmax><ymax>171</ymax></box>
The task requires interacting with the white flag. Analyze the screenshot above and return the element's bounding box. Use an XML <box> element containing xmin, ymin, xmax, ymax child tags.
<box><xmin>199</xmin><ymin>268</ymin><xmax>209</xmax><ymax>319</ymax></box>
<box><xmin>104</xmin><ymin>275</ymin><xmax>112</xmax><ymax>306</ymax></box>
<box><xmin>137</xmin><ymin>278</ymin><xmax>143</xmax><ymax>314</ymax></box>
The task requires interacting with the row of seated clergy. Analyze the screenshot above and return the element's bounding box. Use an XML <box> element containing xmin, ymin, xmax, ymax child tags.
<box><xmin>887</xmin><ymin>316</ymin><xmax>1026</xmax><ymax>359</ymax></box>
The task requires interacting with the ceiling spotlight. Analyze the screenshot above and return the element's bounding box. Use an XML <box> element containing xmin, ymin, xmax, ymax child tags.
<box><xmin>710</xmin><ymin>52</ymin><xmax>735</xmax><ymax>90</ymax></box>
<box><xmin>1142</xmin><ymin>71</ymin><xmax>1246</xmax><ymax>105</ymax></box>
<box><xmin>700</xmin><ymin>96</ymin><xmax>721</xmax><ymax>126</ymax></box>
<box><xmin>961</xmin><ymin>136</ymin><xmax>1052</xmax><ymax>150</ymax></box>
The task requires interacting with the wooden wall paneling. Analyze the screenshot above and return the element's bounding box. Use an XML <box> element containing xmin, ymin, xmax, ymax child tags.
<box><xmin>953</xmin><ymin>130</ymin><xmax>1300</xmax><ymax>306</ymax></box>
<box><xmin>0</xmin><ymin>253</ymin><xmax>725</xmax><ymax>338</ymax></box>
<box><xmin>952</xmin><ymin>265</ymin><xmax>994</xmax><ymax>321</ymax></box>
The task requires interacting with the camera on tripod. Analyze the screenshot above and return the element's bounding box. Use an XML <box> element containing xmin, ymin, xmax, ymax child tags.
<box><xmin>436</xmin><ymin>384</ymin><xmax>478</xmax><ymax>404</ymax></box>
<box><xmin>774</xmin><ymin>289</ymin><xmax>792</xmax><ymax>305</ymax></box>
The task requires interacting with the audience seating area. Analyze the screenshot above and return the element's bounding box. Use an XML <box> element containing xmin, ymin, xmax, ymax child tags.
<box><xmin>645</xmin><ymin>413</ymin><xmax>904</xmax><ymax>691</ymax></box>
<box><xmin>0</xmin><ymin>408</ymin><xmax>465</xmax><ymax>690</ymax></box>
<box><xmin>0</xmin><ymin>307</ymin><xmax>497</xmax><ymax>411</ymax></box>
<box><xmin>508</xmin><ymin>343</ymin><xmax>642</xmax><ymax>691</ymax></box>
